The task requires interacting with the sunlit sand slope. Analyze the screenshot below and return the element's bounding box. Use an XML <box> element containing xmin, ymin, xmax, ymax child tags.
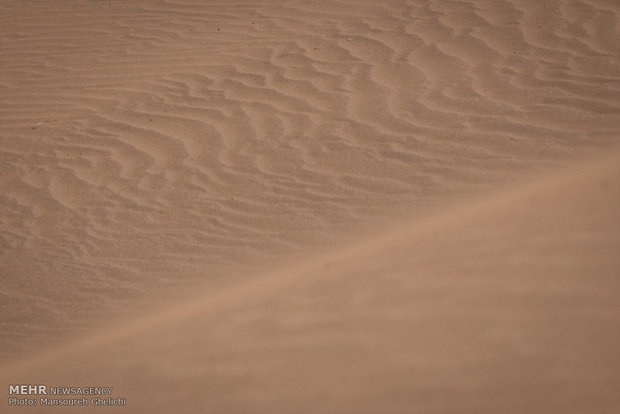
<box><xmin>3</xmin><ymin>150</ymin><xmax>619</xmax><ymax>413</ymax></box>
<box><xmin>1</xmin><ymin>0</ymin><xmax>619</xmax><ymax>361</ymax></box>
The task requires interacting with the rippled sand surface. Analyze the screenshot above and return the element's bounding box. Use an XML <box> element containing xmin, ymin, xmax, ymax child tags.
<box><xmin>1</xmin><ymin>0</ymin><xmax>619</xmax><ymax>412</ymax></box>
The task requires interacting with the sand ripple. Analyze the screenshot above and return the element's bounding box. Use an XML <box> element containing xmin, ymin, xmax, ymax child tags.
<box><xmin>1</xmin><ymin>0</ymin><xmax>619</xmax><ymax>363</ymax></box>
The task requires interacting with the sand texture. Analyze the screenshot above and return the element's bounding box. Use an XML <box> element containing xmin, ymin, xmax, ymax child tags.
<box><xmin>1</xmin><ymin>0</ymin><xmax>619</xmax><ymax>412</ymax></box>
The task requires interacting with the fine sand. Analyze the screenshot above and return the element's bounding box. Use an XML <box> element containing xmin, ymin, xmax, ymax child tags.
<box><xmin>1</xmin><ymin>0</ymin><xmax>619</xmax><ymax>412</ymax></box>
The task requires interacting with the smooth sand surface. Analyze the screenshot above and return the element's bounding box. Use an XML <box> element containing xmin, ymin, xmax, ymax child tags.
<box><xmin>1</xmin><ymin>0</ymin><xmax>619</xmax><ymax>412</ymax></box>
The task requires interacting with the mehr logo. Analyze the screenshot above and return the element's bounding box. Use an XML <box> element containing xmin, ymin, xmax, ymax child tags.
<box><xmin>9</xmin><ymin>384</ymin><xmax>47</xmax><ymax>394</ymax></box>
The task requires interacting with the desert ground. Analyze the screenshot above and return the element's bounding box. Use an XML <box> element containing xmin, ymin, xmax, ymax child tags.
<box><xmin>1</xmin><ymin>0</ymin><xmax>619</xmax><ymax>412</ymax></box>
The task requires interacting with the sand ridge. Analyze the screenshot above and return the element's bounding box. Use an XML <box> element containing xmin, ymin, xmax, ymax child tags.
<box><xmin>1</xmin><ymin>0</ymin><xmax>620</xmax><ymax>410</ymax></box>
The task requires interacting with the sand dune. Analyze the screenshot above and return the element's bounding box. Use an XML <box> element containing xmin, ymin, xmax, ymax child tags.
<box><xmin>1</xmin><ymin>0</ymin><xmax>619</xmax><ymax>411</ymax></box>
<box><xmin>2</xmin><ymin>146</ymin><xmax>619</xmax><ymax>413</ymax></box>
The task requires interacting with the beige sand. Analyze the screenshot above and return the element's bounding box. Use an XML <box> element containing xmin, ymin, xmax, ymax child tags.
<box><xmin>1</xmin><ymin>0</ymin><xmax>619</xmax><ymax>412</ymax></box>
<box><xmin>2</xmin><ymin>149</ymin><xmax>620</xmax><ymax>413</ymax></box>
